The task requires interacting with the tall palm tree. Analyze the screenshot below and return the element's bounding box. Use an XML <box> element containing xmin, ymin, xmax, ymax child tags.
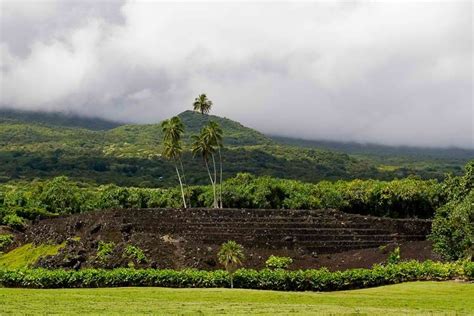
<box><xmin>217</xmin><ymin>240</ymin><xmax>245</xmax><ymax>288</ymax></box>
<box><xmin>193</xmin><ymin>94</ymin><xmax>213</xmax><ymax>115</ymax></box>
<box><xmin>203</xmin><ymin>121</ymin><xmax>224</xmax><ymax>208</ymax></box>
<box><xmin>191</xmin><ymin>132</ymin><xmax>218</xmax><ymax>208</ymax></box>
<box><xmin>161</xmin><ymin>117</ymin><xmax>187</xmax><ymax>208</ymax></box>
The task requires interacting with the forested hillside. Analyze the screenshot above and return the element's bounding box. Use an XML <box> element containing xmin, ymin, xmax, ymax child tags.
<box><xmin>0</xmin><ymin>110</ymin><xmax>468</xmax><ymax>186</ymax></box>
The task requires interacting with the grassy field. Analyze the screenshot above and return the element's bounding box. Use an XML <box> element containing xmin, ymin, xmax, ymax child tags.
<box><xmin>0</xmin><ymin>281</ymin><xmax>472</xmax><ymax>315</ymax></box>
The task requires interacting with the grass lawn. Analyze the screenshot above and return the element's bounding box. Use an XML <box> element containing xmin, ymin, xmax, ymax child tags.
<box><xmin>0</xmin><ymin>281</ymin><xmax>472</xmax><ymax>315</ymax></box>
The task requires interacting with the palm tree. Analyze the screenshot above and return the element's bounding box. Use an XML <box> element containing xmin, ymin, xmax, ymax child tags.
<box><xmin>193</xmin><ymin>94</ymin><xmax>213</xmax><ymax>115</ymax></box>
<box><xmin>217</xmin><ymin>240</ymin><xmax>245</xmax><ymax>288</ymax></box>
<box><xmin>191</xmin><ymin>132</ymin><xmax>218</xmax><ymax>208</ymax></box>
<box><xmin>161</xmin><ymin>117</ymin><xmax>187</xmax><ymax>208</ymax></box>
<box><xmin>203</xmin><ymin>122</ymin><xmax>224</xmax><ymax>208</ymax></box>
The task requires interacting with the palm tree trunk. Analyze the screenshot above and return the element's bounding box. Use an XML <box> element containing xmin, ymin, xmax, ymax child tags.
<box><xmin>218</xmin><ymin>147</ymin><xmax>223</xmax><ymax>209</ymax></box>
<box><xmin>175</xmin><ymin>164</ymin><xmax>187</xmax><ymax>209</ymax></box>
<box><xmin>230</xmin><ymin>274</ymin><xmax>233</xmax><ymax>289</ymax></box>
<box><xmin>211</xmin><ymin>153</ymin><xmax>218</xmax><ymax>208</ymax></box>
<box><xmin>204</xmin><ymin>158</ymin><xmax>217</xmax><ymax>208</ymax></box>
<box><xmin>179</xmin><ymin>158</ymin><xmax>190</xmax><ymax>208</ymax></box>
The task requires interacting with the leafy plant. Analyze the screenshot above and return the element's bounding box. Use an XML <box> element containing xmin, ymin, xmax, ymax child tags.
<box><xmin>123</xmin><ymin>245</ymin><xmax>147</xmax><ymax>266</ymax></box>
<box><xmin>0</xmin><ymin>260</ymin><xmax>472</xmax><ymax>290</ymax></box>
<box><xmin>2</xmin><ymin>214</ymin><xmax>25</xmax><ymax>230</ymax></box>
<box><xmin>96</xmin><ymin>241</ymin><xmax>115</xmax><ymax>263</ymax></box>
<box><xmin>430</xmin><ymin>161</ymin><xmax>473</xmax><ymax>260</ymax></box>
<box><xmin>0</xmin><ymin>234</ymin><xmax>14</xmax><ymax>252</ymax></box>
<box><xmin>265</xmin><ymin>255</ymin><xmax>293</xmax><ymax>270</ymax></box>
<box><xmin>387</xmin><ymin>247</ymin><xmax>401</xmax><ymax>264</ymax></box>
<box><xmin>217</xmin><ymin>241</ymin><xmax>245</xmax><ymax>288</ymax></box>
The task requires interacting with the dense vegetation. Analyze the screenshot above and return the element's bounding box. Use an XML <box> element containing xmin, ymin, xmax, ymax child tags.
<box><xmin>0</xmin><ymin>174</ymin><xmax>445</xmax><ymax>228</ymax></box>
<box><xmin>430</xmin><ymin>162</ymin><xmax>473</xmax><ymax>260</ymax></box>
<box><xmin>0</xmin><ymin>110</ymin><xmax>468</xmax><ymax>187</ymax></box>
<box><xmin>0</xmin><ymin>260</ymin><xmax>472</xmax><ymax>290</ymax></box>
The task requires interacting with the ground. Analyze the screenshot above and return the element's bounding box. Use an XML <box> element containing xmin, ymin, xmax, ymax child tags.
<box><xmin>1</xmin><ymin>281</ymin><xmax>472</xmax><ymax>315</ymax></box>
<box><xmin>11</xmin><ymin>208</ymin><xmax>434</xmax><ymax>270</ymax></box>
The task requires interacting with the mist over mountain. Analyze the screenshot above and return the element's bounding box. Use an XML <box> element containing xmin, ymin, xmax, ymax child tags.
<box><xmin>1</xmin><ymin>1</ymin><xmax>472</xmax><ymax>149</ymax></box>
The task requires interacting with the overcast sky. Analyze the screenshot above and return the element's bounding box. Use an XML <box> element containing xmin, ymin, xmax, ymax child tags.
<box><xmin>0</xmin><ymin>0</ymin><xmax>472</xmax><ymax>148</ymax></box>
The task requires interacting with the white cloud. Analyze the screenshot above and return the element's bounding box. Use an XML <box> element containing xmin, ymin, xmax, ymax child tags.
<box><xmin>0</xmin><ymin>0</ymin><xmax>472</xmax><ymax>148</ymax></box>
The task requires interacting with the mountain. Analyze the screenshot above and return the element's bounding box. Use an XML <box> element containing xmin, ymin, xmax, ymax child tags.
<box><xmin>272</xmin><ymin>136</ymin><xmax>474</xmax><ymax>161</ymax></box>
<box><xmin>0</xmin><ymin>109</ymin><xmax>468</xmax><ymax>186</ymax></box>
<box><xmin>0</xmin><ymin>108</ymin><xmax>123</xmax><ymax>131</ymax></box>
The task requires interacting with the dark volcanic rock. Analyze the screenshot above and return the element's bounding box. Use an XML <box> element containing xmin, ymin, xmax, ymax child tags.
<box><xmin>22</xmin><ymin>208</ymin><xmax>435</xmax><ymax>270</ymax></box>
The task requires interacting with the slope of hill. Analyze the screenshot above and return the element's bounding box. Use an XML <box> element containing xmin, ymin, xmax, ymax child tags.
<box><xmin>0</xmin><ymin>109</ymin><xmax>466</xmax><ymax>186</ymax></box>
<box><xmin>0</xmin><ymin>108</ymin><xmax>122</xmax><ymax>131</ymax></box>
<box><xmin>272</xmin><ymin>136</ymin><xmax>474</xmax><ymax>161</ymax></box>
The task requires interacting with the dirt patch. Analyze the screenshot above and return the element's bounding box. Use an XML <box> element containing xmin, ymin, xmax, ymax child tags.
<box><xmin>17</xmin><ymin>208</ymin><xmax>436</xmax><ymax>270</ymax></box>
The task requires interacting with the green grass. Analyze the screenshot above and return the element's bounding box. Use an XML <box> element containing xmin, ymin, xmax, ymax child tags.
<box><xmin>0</xmin><ymin>281</ymin><xmax>472</xmax><ymax>315</ymax></box>
<box><xmin>0</xmin><ymin>242</ymin><xmax>66</xmax><ymax>269</ymax></box>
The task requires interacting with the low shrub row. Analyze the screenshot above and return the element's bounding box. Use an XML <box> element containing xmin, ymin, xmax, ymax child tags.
<box><xmin>0</xmin><ymin>260</ymin><xmax>472</xmax><ymax>290</ymax></box>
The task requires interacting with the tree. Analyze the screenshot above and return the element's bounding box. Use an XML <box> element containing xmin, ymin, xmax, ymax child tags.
<box><xmin>217</xmin><ymin>240</ymin><xmax>245</xmax><ymax>288</ymax></box>
<box><xmin>161</xmin><ymin>117</ymin><xmax>187</xmax><ymax>208</ymax></box>
<box><xmin>430</xmin><ymin>161</ymin><xmax>474</xmax><ymax>260</ymax></box>
<box><xmin>202</xmin><ymin>122</ymin><xmax>224</xmax><ymax>208</ymax></box>
<box><xmin>193</xmin><ymin>94</ymin><xmax>213</xmax><ymax>115</ymax></box>
<box><xmin>192</xmin><ymin>132</ymin><xmax>218</xmax><ymax>208</ymax></box>
<box><xmin>430</xmin><ymin>191</ymin><xmax>473</xmax><ymax>260</ymax></box>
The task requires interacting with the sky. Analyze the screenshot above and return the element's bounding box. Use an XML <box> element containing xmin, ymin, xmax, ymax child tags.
<box><xmin>0</xmin><ymin>0</ymin><xmax>472</xmax><ymax>149</ymax></box>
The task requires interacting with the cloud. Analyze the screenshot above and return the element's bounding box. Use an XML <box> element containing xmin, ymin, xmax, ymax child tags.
<box><xmin>0</xmin><ymin>0</ymin><xmax>472</xmax><ymax>148</ymax></box>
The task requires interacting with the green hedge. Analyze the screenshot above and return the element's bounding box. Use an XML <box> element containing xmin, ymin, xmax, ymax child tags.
<box><xmin>0</xmin><ymin>173</ymin><xmax>444</xmax><ymax>226</ymax></box>
<box><xmin>0</xmin><ymin>260</ymin><xmax>471</xmax><ymax>290</ymax></box>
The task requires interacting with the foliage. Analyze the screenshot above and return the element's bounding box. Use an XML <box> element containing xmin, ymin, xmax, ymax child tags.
<box><xmin>430</xmin><ymin>161</ymin><xmax>473</xmax><ymax>260</ymax></box>
<box><xmin>0</xmin><ymin>261</ymin><xmax>471</xmax><ymax>290</ymax></box>
<box><xmin>96</xmin><ymin>241</ymin><xmax>115</xmax><ymax>263</ymax></box>
<box><xmin>0</xmin><ymin>110</ymin><xmax>466</xmax><ymax>188</ymax></box>
<box><xmin>0</xmin><ymin>234</ymin><xmax>14</xmax><ymax>252</ymax></box>
<box><xmin>265</xmin><ymin>256</ymin><xmax>293</xmax><ymax>270</ymax></box>
<box><xmin>2</xmin><ymin>214</ymin><xmax>25</xmax><ymax>230</ymax></box>
<box><xmin>192</xmin><ymin>121</ymin><xmax>224</xmax><ymax>208</ymax></box>
<box><xmin>0</xmin><ymin>172</ymin><xmax>448</xmax><ymax>228</ymax></box>
<box><xmin>193</xmin><ymin>94</ymin><xmax>213</xmax><ymax>115</ymax></box>
<box><xmin>161</xmin><ymin>116</ymin><xmax>187</xmax><ymax>208</ymax></box>
<box><xmin>387</xmin><ymin>247</ymin><xmax>401</xmax><ymax>265</ymax></box>
<box><xmin>123</xmin><ymin>245</ymin><xmax>147</xmax><ymax>265</ymax></box>
<box><xmin>218</xmin><ymin>241</ymin><xmax>245</xmax><ymax>288</ymax></box>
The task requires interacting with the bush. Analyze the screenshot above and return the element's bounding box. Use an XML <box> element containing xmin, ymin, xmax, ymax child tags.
<box><xmin>123</xmin><ymin>245</ymin><xmax>147</xmax><ymax>265</ymax></box>
<box><xmin>2</xmin><ymin>214</ymin><xmax>25</xmax><ymax>230</ymax></box>
<box><xmin>430</xmin><ymin>161</ymin><xmax>473</xmax><ymax>260</ymax></box>
<box><xmin>0</xmin><ymin>261</ymin><xmax>471</xmax><ymax>290</ymax></box>
<box><xmin>387</xmin><ymin>247</ymin><xmax>401</xmax><ymax>264</ymax></box>
<box><xmin>265</xmin><ymin>256</ymin><xmax>293</xmax><ymax>269</ymax></box>
<box><xmin>96</xmin><ymin>241</ymin><xmax>115</xmax><ymax>263</ymax></box>
<box><xmin>430</xmin><ymin>191</ymin><xmax>473</xmax><ymax>260</ymax></box>
<box><xmin>0</xmin><ymin>234</ymin><xmax>14</xmax><ymax>252</ymax></box>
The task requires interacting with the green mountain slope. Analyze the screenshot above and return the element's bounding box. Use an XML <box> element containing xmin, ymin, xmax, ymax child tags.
<box><xmin>0</xmin><ymin>109</ymin><xmax>465</xmax><ymax>186</ymax></box>
<box><xmin>0</xmin><ymin>108</ymin><xmax>122</xmax><ymax>131</ymax></box>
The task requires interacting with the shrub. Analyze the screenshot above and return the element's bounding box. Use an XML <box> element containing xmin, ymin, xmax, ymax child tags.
<box><xmin>0</xmin><ymin>261</ymin><xmax>472</xmax><ymax>290</ymax></box>
<box><xmin>123</xmin><ymin>245</ymin><xmax>147</xmax><ymax>265</ymax></box>
<box><xmin>387</xmin><ymin>247</ymin><xmax>401</xmax><ymax>264</ymax></box>
<box><xmin>265</xmin><ymin>255</ymin><xmax>293</xmax><ymax>269</ymax></box>
<box><xmin>39</xmin><ymin>176</ymin><xmax>83</xmax><ymax>214</ymax></box>
<box><xmin>0</xmin><ymin>234</ymin><xmax>14</xmax><ymax>252</ymax></box>
<box><xmin>96</xmin><ymin>241</ymin><xmax>115</xmax><ymax>263</ymax></box>
<box><xmin>430</xmin><ymin>161</ymin><xmax>473</xmax><ymax>260</ymax></box>
<box><xmin>2</xmin><ymin>214</ymin><xmax>25</xmax><ymax>230</ymax></box>
<box><xmin>430</xmin><ymin>191</ymin><xmax>473</xmax><ymax>260</ymax></box>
